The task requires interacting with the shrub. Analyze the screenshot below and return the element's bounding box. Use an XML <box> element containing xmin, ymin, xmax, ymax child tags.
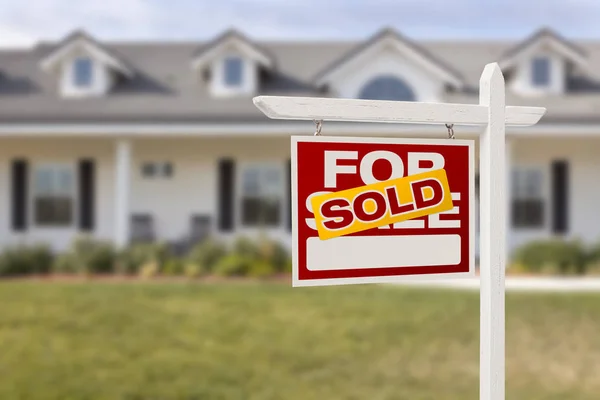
<box><xmin>187</xmin><ymin>238</ymin><xmax>227</xmax><ymax>273</ymax></box>
<box><xmin>184</xmin><ymin>263</ymin><xmax>205</xmax><ymax>279</ymax></box>
<box><xmin>256</xmin><ymin>237</ymin><xmax>290</xmax><ymax>273</ymax></box>
<box><xmin>0</xmin><ymin>244</ymin><xmax>54</xmax><ymax>276</ymax></box>
<box><xmin>216</xmin><ymin>236</ymin><xmax>292</xmax><ymax>278</ymax></box>
<box><xmin>56</xmin><ymin>236</ymin><xmax>116</xmax><ymax>275</ymax></box>
<box><xmin>284</xmin><ymin>258</ymin><xmax>293</xmax><ymax>273</ymax></box>
<box><xmin>162</xmin><ymin>258</ymin><xmax>184</xmax><ymax>276</ymax></box>
<box><xmin>53</xmin><ymin>254</ymin><xmax>77</xmax><ymax>274</ymax></box>
<box><xmin>117</xmin><ymin>242</ymin><xmax>170</xmax><ymax>275</ymax></box>
<box><xmin>246</xmin><ymin>259</ymin><xmax>277</xmax><ymax>278</ymax></box>
<box><xmin>513</xmin><ymin>239</ymin><xmax>587</xmax><ymax>275</ymax></box>
<box><xmin>213</xmin><ymin>254</ymin><xmax>251</xmax><ymax>277</ymax></box>
<box><xmin>588</xmin><ymin>262</ymin><xmax>600</xmax><ymax>276</ymax></box>
<box><xmin>233</xmin><ymin>236</ymin><xmax>262</xmax><ymax>259</ymax></box>
<box><xmin>139</xmin><ymin>261</ymin><xmax>160</xmax><ymax>279</ymax></box>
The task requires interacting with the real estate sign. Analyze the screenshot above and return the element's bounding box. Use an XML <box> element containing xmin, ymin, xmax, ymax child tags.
<box><xmin>291</xmin><ymin>135</ymin><xmax>475</xmax><ymax>287</ymax></box>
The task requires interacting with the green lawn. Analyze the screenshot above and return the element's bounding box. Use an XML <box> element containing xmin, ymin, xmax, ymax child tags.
<box><xmin>0</xmin><ymin>281</ymin><xmax>599</xmax><ymax>400</ymax></box>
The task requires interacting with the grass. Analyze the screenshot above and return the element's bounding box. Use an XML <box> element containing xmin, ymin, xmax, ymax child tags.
<box><xmin>0</xmin><ymin>281</ymin><xmax>599</xmax><ymax>400</ymax></box>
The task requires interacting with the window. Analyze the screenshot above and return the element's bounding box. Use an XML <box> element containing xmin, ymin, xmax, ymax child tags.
<box><xmin>141</xmin><ymin>163</ymin><xmax>156</xmax><ymax>178</ymax></box>
<box><xmin>223</xmin><ymin>57</ymin><xmax>243</xmax><ymax>87</ymax></box>
<box><xmin>240</xmin><ymin>165</ymin><xmax>282</xmax><ymax>227</ymax></box>
<box><xmin>33</xmin><ymin>165</ymin><xmax>75</xmax><ymax>226</ymax></box>
<box><xmin>531</xmin><ymin>57</ymin><xmax>550</xmax><ymax>87</ymax></box>
<box><xmin>141</xmin><ymin>162</ymin><xmax>173</xmax><ymax>179</ymax></box>
<box><xmin>73</xmin><ymin>57</ymin><xmax>93</xmax><ymax>88</ymax></box>
<box><xmin>512</xmin><ymin>168</ymin><xmax>544</xmax><ymax>228</ymax></box>
<box><xmin>359</xmin><ymin>75</ymin><xmax>416</xmax><ymax>101</ymax></box>
<box><xmin>163</xmin><ymin>162</ymin><xmax>173</xmax><ymax>177</ymax></box>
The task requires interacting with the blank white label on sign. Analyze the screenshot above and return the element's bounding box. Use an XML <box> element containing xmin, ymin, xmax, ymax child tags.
<box><xmin>306</xmin><ymin>234</ymin><xmax>461</xmax><ymax>271</ymax></box>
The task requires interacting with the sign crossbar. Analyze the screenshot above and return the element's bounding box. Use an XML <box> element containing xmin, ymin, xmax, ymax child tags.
<box><xmin>254</xmin><ymin>95</ymin><xmax>545</xmax><ymax>127</ymax></box>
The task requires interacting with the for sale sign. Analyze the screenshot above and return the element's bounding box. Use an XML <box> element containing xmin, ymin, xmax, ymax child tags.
<box><xmin>291</xmin><ymin>136</ymin><xmax>475</xmax><ymax>287</ymax></box>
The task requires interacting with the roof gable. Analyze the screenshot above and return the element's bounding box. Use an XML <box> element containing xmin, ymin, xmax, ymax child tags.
<box><xmin>191</xmin><ymin>29</ymin><xmax>275</xmax><ymax>69</ymax></box>
<box><xmin>314</xmin><ymin>28</ymin><xmax>465</xmax><ymax>88</ymax></box>
<box><xmin>499</xmin><ymin>28</ymin><xmax>588</xmax><ymax>71</ymax></box>
<box><xmin>40</xmin><ymin>29</ymin><xmax>134</xmax><ymax>77</ymax></box>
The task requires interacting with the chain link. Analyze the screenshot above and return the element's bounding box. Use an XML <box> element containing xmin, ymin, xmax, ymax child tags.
<box><xmin>445</xmin><ymin>123</ymin><xmax>455</xmax><ymax>139</ymax></box>
<box><xmin>314</xmin><ymin>119</ymin><xmax>323</xmax><ymax>136</ymax></box>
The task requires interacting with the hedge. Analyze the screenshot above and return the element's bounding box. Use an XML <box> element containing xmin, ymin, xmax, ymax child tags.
<box><xmin>0</xmin><ymin>235</ymin><xmax>291</xmax><ymax>279</ymax></box>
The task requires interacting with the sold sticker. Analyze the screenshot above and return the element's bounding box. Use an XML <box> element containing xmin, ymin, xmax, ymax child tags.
<box><xmin>311</xmin><ymin>168</ymin><xmax>454</xmax><ymax>240</ymax></box>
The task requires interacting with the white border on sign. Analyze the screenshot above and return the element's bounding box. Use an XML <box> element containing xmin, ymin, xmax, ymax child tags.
<box><xmin>290</xmin><ymin>135</ymin><xmax>476</xmax><ymax>287</ymax></box>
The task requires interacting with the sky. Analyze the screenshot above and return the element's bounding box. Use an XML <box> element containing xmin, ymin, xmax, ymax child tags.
<box><xmin>0</xmin><ymin>0</ymin><xmax>599</xmax><ymax>47</ymax></box>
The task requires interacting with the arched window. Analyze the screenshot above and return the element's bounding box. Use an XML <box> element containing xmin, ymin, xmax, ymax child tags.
<box><xmin>358</xmin><ymin>75</ymin><xmax>416</xmax><ymax>101</ymax></box>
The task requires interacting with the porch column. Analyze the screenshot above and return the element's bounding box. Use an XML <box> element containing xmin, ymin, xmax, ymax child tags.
<box><xmin>505</xmin><ymin>138</ymin><xmax>513</xmax><ymax>263</ymax></box>
<box><xmin>115</xmin><ymin>139</ymin><xmax>131</xmax><ymax>248</ymax></box>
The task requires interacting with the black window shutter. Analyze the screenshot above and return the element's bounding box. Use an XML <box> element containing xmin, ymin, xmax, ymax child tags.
<box><xmin>286</xmin><ymin>158</ymin><xmax>292</xmax><ymax>232</ymax></box>
<box><xmin>551</xmin><ymin>160</ymin><xmax>569</xmax><ymax>235</ymax></box>
<box><xmin>218</xmin><ymin>159</ymin><xmax>235</xmax><ymax>232</ymax></box>
<box><xmin>11</xmin><ymin>159</ymin><xmax>28</xmax><ymax>231</ymax></box>
<box><xmin>79</xmin><ymin>159</ymin><xmax>95</xmax><ymax>231</ymax></box>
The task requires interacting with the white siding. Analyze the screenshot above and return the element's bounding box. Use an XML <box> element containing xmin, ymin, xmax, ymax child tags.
<box><xmin>510</xmin><ymin>137</ymin><xmax>600</xmax><ymax>250</ymax></box>
<box><xmin>130</xmin><ymin>138</ymin><xmax>290</xmax><ymax>244</ymax></box>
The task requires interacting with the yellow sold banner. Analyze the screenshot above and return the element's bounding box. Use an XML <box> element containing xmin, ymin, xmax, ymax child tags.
<box><xmin>311</xmin><ymin>169</ymin><xmax>454</xmax><ymax>240</ymax></box>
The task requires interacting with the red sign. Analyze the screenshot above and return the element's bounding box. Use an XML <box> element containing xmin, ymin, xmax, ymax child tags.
<box><xmin>291</xmin><ymin>136</ymin><xmax>475</xmax><ymax>287</ymax></box>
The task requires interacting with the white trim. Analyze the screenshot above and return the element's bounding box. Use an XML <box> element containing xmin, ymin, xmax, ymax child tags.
<box><xmin>0</xmin><ymin>122</ymin><xmax>598</xmax><ymax>137</ymax></box>
<box><xmin>191</xmin><ymin>36</ymin><xmax>273</xmax><ymax>70</ymax></box>
<box><xmin>40</xmin><ymin>37</ymin><xmax>133</xmax><ymax>77</ymax></box>
<box><xmin>315</xmin><ymin>33</ymin><xmax>463</xmax><ymax>88</ymax></box>
<box><xmin>29</xmin><ymin>162</ymin><xmax>78</xmax><ymax>230</ymax></box>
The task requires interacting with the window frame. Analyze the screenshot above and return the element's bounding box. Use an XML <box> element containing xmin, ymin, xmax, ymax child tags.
<box><xmin>30</xmin><ymin>163</ymin><xmax>77</xmax><ymax>229</ymax></box>
<box><xmin>531</xmin><ymin>56</ymin><xmax>551</xmax><ymax>87</ymax></box>
<box><xmin>358</xmin><ymin>75</ymin><xmax>416</xmax><ymax>101</ymax></box>
<box><xmin>236</xmin><ymin>162</ymin><xmax>285</xmax><ymax>229</ymax></box>
<box><xmin>72</xmin><ymin>56</ymin><xmax>94</xmax><ymax>88</ymax></box>
<box><xmin>223</xmin><ymin>56</ymin><xmax>244</xmax><ymax>88</ymax></box>
<box><xmin>511</xmin><ymin>165</ymin><xmax>547</xmax><ymax>230</ymax></box>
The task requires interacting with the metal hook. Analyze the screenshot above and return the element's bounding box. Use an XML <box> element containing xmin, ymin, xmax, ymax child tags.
<box><xmin>445</xmin><ymin>123</ymin><xmax>455</xmax><ymax>139</ymax></box>
<box><xmin>314</xmin><ymin>119</ymin><xmax>323</xmax><ymax>136</ymax></box>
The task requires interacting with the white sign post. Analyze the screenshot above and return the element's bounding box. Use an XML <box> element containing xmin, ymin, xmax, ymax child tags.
<box><xmin>253</xmin><ymin>63</ymin><xmax>545</xmax><ymax>400</ymax></box>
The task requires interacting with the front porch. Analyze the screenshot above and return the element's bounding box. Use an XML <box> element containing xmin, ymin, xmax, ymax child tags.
<box><xmin>0</xmin><ymin>137</ymin><xmax>293</xmax><ymax>252</ymax></box>
<box><xmin>1</xmin><ymin>134</ymin><xmax>600</xmax><ymax>257</ymax></box>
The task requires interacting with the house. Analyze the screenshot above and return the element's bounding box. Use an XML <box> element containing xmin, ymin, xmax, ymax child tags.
<box><xmin>0</xmin><ymin>26</ymin><xmax>598</xmax><ymax>256</ymax></box>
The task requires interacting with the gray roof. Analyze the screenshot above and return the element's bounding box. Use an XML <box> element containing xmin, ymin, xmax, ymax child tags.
<box><xmin>1</xmin><ymin>28</ymin><xmax>600</xmax><ymax>125</ymax></box>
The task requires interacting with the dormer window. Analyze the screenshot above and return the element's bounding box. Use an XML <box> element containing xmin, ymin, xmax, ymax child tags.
<box><xmin>531</xmin><ymin>57</ymin><xmax>550</xmax><ymax>87</ymax></box>
<box><xmin>224</xmin><ymin>56</ymin><xmax>243</xmax><ymax>87</ymax></box>
<box><xmin>190</xmin><ymin>30</ymin><xmax>274</xmax><ymax>97</ymax></box>
<box><xmin>39</xmin><ymin>30</ymin><xmax>134</xmax><ymax>97</ymax></box>
<box><xmin>73</xmin><ymin>57</ymin><xmax>93</xmax><ymax>88</ymax></box>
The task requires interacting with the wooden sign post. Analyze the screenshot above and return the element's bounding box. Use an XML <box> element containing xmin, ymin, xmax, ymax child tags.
<box><xmin>253</xmin><ymin>63</ymin><xmax>546</xmax><ymax>400</ymax></box>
